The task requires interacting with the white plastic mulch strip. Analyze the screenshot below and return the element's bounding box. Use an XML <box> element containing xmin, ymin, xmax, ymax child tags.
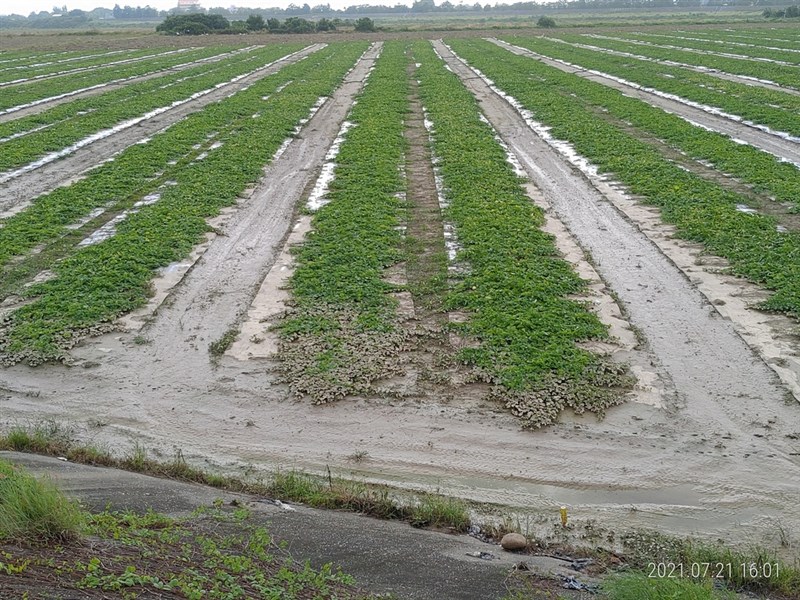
<box><xmin>451</xmin><ymin>43</ymin><xmax>792</xmax><ymax>238</ymax></box>
<box><xmin>65</xmin><ymin>206</ymin><xmax>108</xmax><ymax>230</ymax></box>
<box><xmin>641</xmin><ymin>32</ymin><xmax>800</xmax><ymax>56</ymax></box>
<box><xmin>584</xmin><ymin>34</ymin><xmax>794</xmax><ymax>67</ymax></box>
<box><xmin>446</xmin><ymin>43</ymin><xmax>615</xmax><ymax>186</ymax></box>
<box><xmin>0</xmin><ymin>46</ymin><xmax>261</xmax><ymax>118</ymax></box>
<box><xmin>0</xmin><ymin>122</ymin><xmax>56</xmax><ymax>144</ymax></box>
<box><xmin>495</xmin><ymin>40</ymin><xmax>800</xmax><ymax>148</ymax></box>
<box><xmin>304</xmin><ymin>43</ymin><xmax>383</xmax><ymax>211</ymax></box>
<box><xmin>0</xmin><ymin>49</ymin><xmax>131</xmax><ymax>74</ymax></box>
<box><xmin>306</xmin><ymin>120</ymin><xmax>355</xmax><ymax>211</ymax></box>
<box><xmin>478</xmin><ymin>112</ymin><xmax>527</xmax><ymax>178</ymax></box>
<box><xmin>553</xmin><ymin>38</ymin><xmax>789</xmax><ymax>90</ymax></box>
<box><xmin>0</xmin><ymin>47</ymin><xmax>315</xmax><ymax>185</ymax></box>
<box><xmin>77</xmin><ymin>192</ymin><xmax>161</xmax><ymax>247</ymax></box>
<box><xmin>272</xmin><ymin>95</ymin><xmax>328</xmax><ymax>163</ymax></box>
<box><xmin>0</xmin><ymin>48</ymin><xmax>193</xmax><ymax>88</ymax></box>
<box><xmin>421</xmin><ymin>104</ymin><xmax>465</xmax><ymax>272</ymax></box>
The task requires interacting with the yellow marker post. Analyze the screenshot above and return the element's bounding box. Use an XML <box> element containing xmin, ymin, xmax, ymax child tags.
<box><xmin>560</xmin><ymin>505</ymin><xmax>568</xmax><ymax>527</ymax></box>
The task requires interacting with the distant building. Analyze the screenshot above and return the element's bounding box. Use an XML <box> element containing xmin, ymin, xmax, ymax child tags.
<box><xmin>177</xmin><ymin>0</ymin><xmax>202</xmax><ymax>11</ymax></box>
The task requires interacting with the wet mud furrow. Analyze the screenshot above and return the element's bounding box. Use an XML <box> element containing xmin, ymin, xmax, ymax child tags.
<box><xmin>403</xmin><ymin>63</ymin><xmax>450</xmax><ymax>336</ymax></box>
<box><xmin>0</xmin><ymin>44</ymin><xmax>324</xmax><ymax>214</ymax></box>
<box><xmin>433</xmin><ymin>38</ymin><xmax>800</xmax><ymax>540</ymax></box>
<box><xmin>488</xmin><ymin>38</ymin><xmax>800</xmax><ymax>167</ymax></box>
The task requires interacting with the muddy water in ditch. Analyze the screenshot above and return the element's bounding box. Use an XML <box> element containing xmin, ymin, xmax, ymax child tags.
<box><xmin>1</xmin><ymin>41</ymin><xmax>799</xmax><ymax>556</ymax></box>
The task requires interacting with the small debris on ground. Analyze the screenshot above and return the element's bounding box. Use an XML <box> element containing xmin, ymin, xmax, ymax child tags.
<box><xmin>467</xmin><ymin>524</ymin><xmax>495</xmax><ymax>544</ymax></box>
<box><xmin>465</xmin><ymin>551</ymin><xmax>498</xmax><ymax>560</ymax></box>
<box><xmin>561</xmin><ymin>574</ymin><xmax>598</xmax><ymax>593</ymax></box>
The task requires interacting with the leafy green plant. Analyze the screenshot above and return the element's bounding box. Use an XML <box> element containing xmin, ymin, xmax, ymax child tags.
<box><xmin>414</xmin><ymin>41</ymin><xmax>631</xmax><ymax>426</ymax></box>
<box><xmin>278</xmin><ymin>41</ymin><xmax>409</xmax><ymax>402</ymax></box>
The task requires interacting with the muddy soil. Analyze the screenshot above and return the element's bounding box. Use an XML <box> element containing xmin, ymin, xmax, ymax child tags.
<box><xmin>488</xmin><ymin>38</ymin><xmax>800</xmax><ymax>166</ymax></box>
<box><xmin>0</xmin><ymin>44</ymin><xmax>324</xmax><ymax>215</ymax></box>
<box><xmin>1</xmin><ymin>37</ymin><xmax>799</xmax><ymax>560</ymax></box>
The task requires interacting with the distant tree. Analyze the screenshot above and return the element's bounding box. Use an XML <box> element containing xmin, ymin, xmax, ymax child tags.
<box><xmin>284</xmin><ymin>16</ymin><xmax>315</xmax><ymax>31</ymax></box>
<box><xmin>246</xmin><ymin>13</ymin><xmax>265</xmax><ymax>30</ymax></box>
<box><xmin>354</xmin><ymin>16</ymin><xmax>376</xmax><ymax>31</ymax></box>
<box><xmin>537</xmin><ymin>15</ymin><xmax>556</xmax><ymax>27</ymax></box>
<box><xmin>411</xmin><ymin>0</ymin><xmax>436</xmax><ymax>11</ymax></box>
<box><xmin>316</xmin><ymin>17</ymin><xmax>336</xmax><ymax>30</ymax></box>
<box><xmin>156</xmin><ymin>13</ymin><xmax>230</xmax><ymax>34</ymax></box>
<box><xmin>267</xmin><ymin>17</ymin><xmax>281</xmax><ymax>30</ymax></box>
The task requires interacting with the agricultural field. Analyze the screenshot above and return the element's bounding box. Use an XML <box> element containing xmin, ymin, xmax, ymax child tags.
<box><xmin>1</xmin><ymin>22</ymin><xmax>800</xmax><ymax>596</ymax></box>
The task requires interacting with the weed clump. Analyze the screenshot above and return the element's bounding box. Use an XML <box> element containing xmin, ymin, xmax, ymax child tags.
<box><xmin>0</xmin><ymin>458</ymin><xmax>84</xmax><ymax>542</ymax></box>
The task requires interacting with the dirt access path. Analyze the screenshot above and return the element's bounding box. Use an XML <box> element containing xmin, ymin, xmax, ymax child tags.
<box><xmin>1</xmin><ymin>41</ymin><xmax>799</xmax><ymax>556</ymax></box>
<box><xmin>0</xmin><ymin>44</ymin><xmax>324</xmax><ymax>215</ymax></box>
<box><xmin>487</xmin><ymin>38</ymin><xmax>800</xmax><ymax>166</ymax></box>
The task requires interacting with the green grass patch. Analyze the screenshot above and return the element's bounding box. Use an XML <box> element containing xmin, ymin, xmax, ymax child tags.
<box><xmin>602</xmin><ymin>571</ymin><xmax>735</xmax><ymax>599</ymax></box>
<box><xmin>0</xmin><ymin>458</ymin><xmax>84</xmax><ymax>542</ymax></box>
<box><xmin>0</xmin><ymin>423</ymin><xmax>471</xmax><ymax>533</ymax></box>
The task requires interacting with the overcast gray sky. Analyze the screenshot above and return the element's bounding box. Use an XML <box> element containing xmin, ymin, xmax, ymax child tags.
<box><xmin>0</xmin><ymin>0</ymin><xmax>426</xmax><ymax>16</ymax></box>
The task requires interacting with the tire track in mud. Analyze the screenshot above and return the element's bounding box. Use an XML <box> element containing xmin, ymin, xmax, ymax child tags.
<box><xmin>0</xmin><ymin>45</ymin><xmax>324</xmax><ymax>215</ymax></box>
<box><xmin>0</xmin><ymin>46</ymin><xmax>264</xmax><ymax>124</ymax></box>
<box><xmin>488</xmin><ymin>38</ymin><xmax>800</xmax><ymax>167</ymax></box>
<box><xmin>432</xmin><ymin>39</ymin><xmax>800</xmax><ymax>542</ymax></box>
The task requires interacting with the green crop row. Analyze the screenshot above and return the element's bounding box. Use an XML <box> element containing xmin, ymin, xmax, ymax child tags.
<box><xmin>613</xmin><ymin>31</ymin><xmax>800</xmax><ymax>64</ymax></box>
<box><xmin>449</xmin><ymin>38</ymin><xmax>800</xmax><ymax>317</ymax></box>
<box><xmin>0</xmin><ymin>45</ymin><xmax>234</xmax><ymax>113</ymax></box>
<box><xmin>557</xmin><ymin>33</ymin><xmax>800</xmax><ymax>91</ymax></box>
<box><xmin>278</xmin><ymin>42</ymin><xmax>409</xmax><ymax>403</ymax></box>
<box><xmin>504</xmin><ymin>36</ymin><xmax>800</xmax><ymax>137</ymax></box>
<box><xmin>0</xmin><ymin>45</ymin><xmax>304</xmax><ymax>172</ymax></box>
<box><xmin>0</xmin><ymin>42</ymin><xmax>369</xmax><ymax>365</ymax></box>
<box><xmin>0</xmin><ymin>45</ymin><xmax>255</xmax><ymax>139</ymax></box>
<box><xmin>0</xmin><ymin>45</ymin><xmax>309</xmax><ymax>271</ymax></box>
<box><xmin>490</xmin><ymin>38</ymin><xmax>800</xmax><ymax>212</ymax></box>
<box><xmin>414</xmin><ymin>41</ymin><xmax>630</xmax><ymax>427</ymax></box>
<box><xmin>678</xmin><ymin>29</ymin><xmax>800</xmax><ymax>52</ymax></box>
<box><xmin>0</xmin><ymin>47</ymin><xmax>178</xmax><ymax>84</ymax></box>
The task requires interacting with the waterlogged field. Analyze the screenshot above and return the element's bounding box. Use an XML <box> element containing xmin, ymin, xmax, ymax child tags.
<box><xmin>1</xmin><ymin>25</ymin><xmax>800</xmax><ymax>594</ymax></box>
